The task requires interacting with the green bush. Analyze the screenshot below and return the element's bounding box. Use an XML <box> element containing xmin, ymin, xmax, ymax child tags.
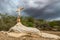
<box><xmin>0</xmin><ymin>14</ymin><xmax>60</xmax><ymax>31</ymax></box>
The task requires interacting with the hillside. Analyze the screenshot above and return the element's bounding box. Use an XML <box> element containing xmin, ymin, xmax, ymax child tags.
<box><xmin>0</xmin><ymin>14</ymin><xmax>60</xmax><ymax>40</ymax></box>
<box><xmin>0</xmin><ymin>14</ymin><xmax>60</xmax><ymax>31</ymax></box>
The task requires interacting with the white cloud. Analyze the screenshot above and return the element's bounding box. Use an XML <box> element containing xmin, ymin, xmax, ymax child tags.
<box><xmin>23</xmin><ymin>0</ymin><xmax>50</xmax><ymax>8</ymax></box>
<box><xmin>49</xmin><ymin>17</ymin><xmax>60</xmax><ymax>21</ymax></box>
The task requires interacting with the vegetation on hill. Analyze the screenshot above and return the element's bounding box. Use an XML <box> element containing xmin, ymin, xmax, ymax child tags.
<box><xmin>0</xmin><ymin>13</ymin><xmax>60</xmax><ymax>31</ymax></box>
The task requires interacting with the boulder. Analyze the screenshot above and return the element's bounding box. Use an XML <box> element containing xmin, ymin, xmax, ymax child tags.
<box><xmin>8</xmin><ymin>22</ymin><xmax>60</xmax><ymax>39</ymax></box>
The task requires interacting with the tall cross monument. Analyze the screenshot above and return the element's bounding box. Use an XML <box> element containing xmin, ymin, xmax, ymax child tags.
<box><xmin>16</xmin><ymin>7</ymin><xmax>24</xmax><ymax>23</ymax></box>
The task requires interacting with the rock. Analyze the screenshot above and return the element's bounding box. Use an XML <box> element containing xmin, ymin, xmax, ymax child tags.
<box><xmin>41</xmin><ymin>32</ymin><xmax>60</xmax><ymax>39</ymax></box>
<box><xmin>8</xmin><ymin>22</ymin><xmax>60</xmax><ymax>39</ymax></box>
<box><xmin>9</xmin><ymin>22</ymin><xmax>40</xmax><ymax>34</ymax></box>
<box><xmin>7</xmin><ymin>32</ymin><xmax>29</xmax><ymax>37</ymax></box>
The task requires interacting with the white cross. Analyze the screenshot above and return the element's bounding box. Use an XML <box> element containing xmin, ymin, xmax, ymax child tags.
<box><xmin>16</xmin><ymin>7</ymin><xmax>24</xmax><ymax>16</ymax></box>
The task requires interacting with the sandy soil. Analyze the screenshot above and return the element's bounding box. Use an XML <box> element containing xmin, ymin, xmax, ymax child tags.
<box><xmin>0</xmin><ymin>31</ymin><xmax>60</xmax><ymax>40</ymax></box>
<box><xmin>42</xmin><ymin>31</ymin><xmax>60</xmax><ymax>36</ymax></box>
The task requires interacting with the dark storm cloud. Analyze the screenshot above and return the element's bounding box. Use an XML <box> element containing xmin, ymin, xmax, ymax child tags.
<box><xmin>0</xmin><ymin>0</ymin><xmax>60</xmax><ymax>20</ymax></box>
<box><xmin>23</xmin><ymin>0</ymin><xmax>60</xmax><ymax>20</ymax></box>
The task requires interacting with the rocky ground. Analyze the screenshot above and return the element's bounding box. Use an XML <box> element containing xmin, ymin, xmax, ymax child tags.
<box><xmin>0</xmin><ymin>31</ymin><xmax>60</xmax><ymax>40</ymax></box>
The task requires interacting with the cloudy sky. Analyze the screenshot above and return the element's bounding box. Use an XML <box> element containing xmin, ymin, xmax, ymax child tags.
<box><xmin>0</xmin><ymin>0</ymin><xmax>60</xmax><ymax>20</ymax></box>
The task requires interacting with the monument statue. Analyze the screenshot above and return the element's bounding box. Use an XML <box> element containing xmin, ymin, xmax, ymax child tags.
<box><xmin>16</xmin><ymin>7</ymin><xmax>24</xmax><ymax>23</ymax></box>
